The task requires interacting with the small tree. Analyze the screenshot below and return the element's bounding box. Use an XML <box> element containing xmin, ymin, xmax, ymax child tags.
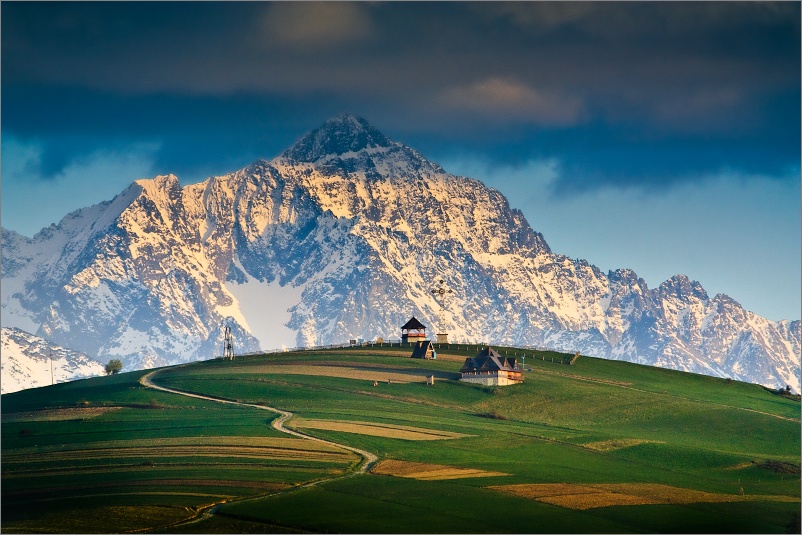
<box><xmin>105</xmin><ymin>359</ymin><xmax>123</xmax><ymax>375</ymax></box>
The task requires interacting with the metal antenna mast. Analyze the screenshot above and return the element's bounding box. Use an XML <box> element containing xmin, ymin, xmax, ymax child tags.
<box><xmin>430</xmin><ymin>279</ymin><xmax>453</xmax><ymax>344</ymax></box>
<box><xmin>49</xmin><ymin>349</ymin><xmax>54</xmax><ymax>385</ymax></box>
<box><xmin>223</xmin><ymin>325</ymin><xmax>234</xmax><ymax>360</ymax></box>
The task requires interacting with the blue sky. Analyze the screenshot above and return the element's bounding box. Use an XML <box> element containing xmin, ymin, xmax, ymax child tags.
<box><xmin>2</xmin><ymin>2</ymin><xmax>799</xmax><ymax>321</ymax></box>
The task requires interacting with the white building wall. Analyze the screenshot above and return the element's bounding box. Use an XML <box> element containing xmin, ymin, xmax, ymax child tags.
<box><xmin>460</xmin><ymin>371</ymin><xmax>517</xmax><ymax>386</ymax></box>
<box><xmin>461</xmin><ymin>375</ymin><xmax>497</xmax><ymax>386</ymax></box>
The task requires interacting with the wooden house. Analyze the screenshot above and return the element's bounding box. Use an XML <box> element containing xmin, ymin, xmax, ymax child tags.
<box><xmin>401</xmin><ymin>317</ymin><xmax>427</xmax><ymax>344</ymax></box>
<box><xmin>410</xmin><ymin>340</ymin><xmax>436</xmax><ymax>360</ymax></box>
<box><xmin>459</xmin><ymin>346</ymin><xmax>523</xmax><ymax>386</ymax></box>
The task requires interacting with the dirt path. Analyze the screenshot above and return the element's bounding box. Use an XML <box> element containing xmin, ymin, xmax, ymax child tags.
<box><xmin>136</xmin><ymin>368</ymin><xmax>378</xmax><ymax>532</ymax></box>
<box><xmin>139</xmin><ymin>370</ymin><xmax>377</xmax><ymax>471</ymax></box>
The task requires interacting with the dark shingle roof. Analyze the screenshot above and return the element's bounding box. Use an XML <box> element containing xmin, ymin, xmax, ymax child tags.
<box><xmin>460</xmin><ymin>347</ymin><xmax>519</xmax><ymax>373</ymax></box>
<box><xmin>401</xmin><ymin>317</ymin><xmax>426</xmax><ymax>330</ymax></box>
<box><xmin>410</xmin><ymin>340</ymin><xmax>435</xmax><ymax>359</ymax></box>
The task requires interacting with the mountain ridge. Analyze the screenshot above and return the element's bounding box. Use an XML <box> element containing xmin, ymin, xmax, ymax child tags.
<box><xmin>2</xmin><ymin>114</ymin><xmax>799</xmax><ymax>391</ymax></box>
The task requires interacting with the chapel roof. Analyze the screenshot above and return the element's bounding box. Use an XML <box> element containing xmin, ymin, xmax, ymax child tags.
<box><xmin>410</xmin><ymin>340</ymin><xmax>435</xmax><ymax>359</ymax></box>
<box><xmin>460</xmin><ymin>347</ymin><xmax>519</xmax><ymax>373</ymax></box>
<box><xmin>401</xmin><ymin>317</ymin><xmax>427</xmax><ymax>330</ymax></box>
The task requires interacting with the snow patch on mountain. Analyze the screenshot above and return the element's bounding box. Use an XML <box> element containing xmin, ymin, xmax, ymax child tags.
<box><xmin>224</xmin><ymin>258</ymin><xmax>302</xmax><ymax>350</ymax></box>
<box><xmin>1</xmin><ymin>327</ymin><xmax>106</xmax><ymax>394</ymax></box>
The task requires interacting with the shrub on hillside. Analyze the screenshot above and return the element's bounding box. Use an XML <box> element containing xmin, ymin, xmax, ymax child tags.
<box><xmin>105</xmin><ymin>359</ymin><xmax>123</xmax><ymax>375</ymax></box>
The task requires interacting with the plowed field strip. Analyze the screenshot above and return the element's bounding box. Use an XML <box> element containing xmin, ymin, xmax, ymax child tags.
<box><xmin>4</xmin><ymin>446</ymin><xmax>352</xmax><ymax>464</ymax></box>
<box><xmin>8</xmin><ymin>436</ymin><xmax>345</xmax><ymax>456</ymax></box>
<box><xmin>3</xmin><ymin>407</ymin><xmax>123</xmax><ymax>422</ymax></box>
<box><xmin>372</xmin><ymin>460</ymin><xmax>508</xmax><ymax>480</ymax></box>
<box><xmin>3</xmin><ymin>479</ymin><xmax>290</xmax><ymax>497</ymax></box>
<box><xmin>484</xmin><ymin>483</ymin><xmax>603</xmax><ymax>498</ymax></box>
<box><xmin>2</xmin><ymin>463</ymin><xmax>344</xmax><ymax>479</ymax></box>
<box><xmin>292</xmin><ymin>419</ymin><xmax>471</xmax><ymax>440</ymax></box>
<box><xmin>583</xmin><ymin>439</ymin><xmax>662</xmax><ymax>451</ymax></box>
<box><xmin>372</xmin><ymin>460</ymin><xmax>457</xmax><ymax>476</ymax></box>
<box><xmin>487</xmin><ymin>483</ymin><xmax>800</xmax><ymax>510</ymax></box>
<box><xmin>295</xmin><ymin>418</ymin><xmax>469</xmax><ymax>435</ymax></box>
<box><xmin>10</xmin><ymin>492</ymin><xmax>233</xmax><ymax>504</ymax></box>
<box><xmin>539</xmin><ymin>492</ymin><xmax>656</xmax><ymax>510</ymax></box>
<box><xmin>347</xmin><ymin>420</ymin><xmax>464</xmax><ymax>434</ymax></box>
<box><xmin>404</xmin><ymin>469</ymin><xmax>508</xmax><ymax>480</ymax></box>
<box><xmin>597</xmin><ymin>483</ymin><xmax>799</xmax><ymax>504</ymax></box>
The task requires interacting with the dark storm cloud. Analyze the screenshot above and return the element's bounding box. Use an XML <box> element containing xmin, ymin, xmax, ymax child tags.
<box><xmin>2</xmin><ymin>85</ymin><xmax>344</xmax><ymax>181</ymax></box>
<box><xmin>2</xmin><ymin>1</ymin><xmax>799</xmax><ymax>191</ymax></box>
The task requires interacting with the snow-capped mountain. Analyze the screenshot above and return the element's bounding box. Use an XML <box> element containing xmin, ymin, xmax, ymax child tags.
<box><xmin>2</xmin><ymin>114</ymin><xmax>799</xmax><ymax>392</ymax></box>
<box><xmin>1</xmin><ymin>327</ymin><xmax>105</xmax><ymax>394</ymax></box>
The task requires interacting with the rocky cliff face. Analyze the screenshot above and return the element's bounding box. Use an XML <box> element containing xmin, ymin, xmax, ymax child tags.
<box><xmin>2</xmin><ymin>114</ymin><xmax>799</xmax><ymax>390</ymax></box>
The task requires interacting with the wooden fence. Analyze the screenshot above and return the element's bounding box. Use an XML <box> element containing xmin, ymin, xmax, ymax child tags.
<box><xmin>231</xmin><ymin>340</ymin><xmax>570</xmax><ymax>366</ymax></box>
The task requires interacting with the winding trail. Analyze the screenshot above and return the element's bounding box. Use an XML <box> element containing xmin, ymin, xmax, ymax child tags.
<box><xmin>136</xmin><ymin>368</ymin><xmax>378</xmax><ymax>531</ymax></box>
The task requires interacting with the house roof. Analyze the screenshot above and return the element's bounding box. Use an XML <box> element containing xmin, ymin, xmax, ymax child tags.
<box><xmin>410</xmin><ymin>340</ymin><xmax>435</xmax><ymax>359</ymax></box>
<box><xmin>460</xmin><ymin>347</ymin><xmax>519</xmax><ymax>373</ymax></box>
<box><xmin>401</xmin><ymin>316</ymin><xmax>426</xmax><ymax>330</ymax></box>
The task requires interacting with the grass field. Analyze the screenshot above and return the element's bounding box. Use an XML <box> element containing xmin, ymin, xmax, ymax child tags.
<box><xmin>2</xmin><ymin>344</ymin><xmax>799</xmax><ymax>533</ymax></box>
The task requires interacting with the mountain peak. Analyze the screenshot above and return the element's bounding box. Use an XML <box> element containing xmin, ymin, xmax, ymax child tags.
<box><xmin>282</xmin><ymin>113</ymin><xmax>393</xmax><ymax>162</ymax></box>
<box><xmin>659</xmin><ymin>274</ymin><xmax>709</xmax><ymax>301</ymax></box>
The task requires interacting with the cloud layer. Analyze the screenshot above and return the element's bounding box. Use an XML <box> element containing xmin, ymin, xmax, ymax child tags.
<box><xmin>3</xmin><ymin>1</ymin><xmax>798</xmax><ymax>192</ymax></box>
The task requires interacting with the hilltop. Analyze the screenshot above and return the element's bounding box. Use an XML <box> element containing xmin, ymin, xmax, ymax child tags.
<box><xmin>2</xmin><ymin>345</ymin><xmax>799</xmax><ymax>533</ymax></box>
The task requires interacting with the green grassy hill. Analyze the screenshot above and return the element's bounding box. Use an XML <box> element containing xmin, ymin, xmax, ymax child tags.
<box><xmin>2</xmin><ymin>345</ymin><xmax>799</xmax><ymax>533</ymax></box>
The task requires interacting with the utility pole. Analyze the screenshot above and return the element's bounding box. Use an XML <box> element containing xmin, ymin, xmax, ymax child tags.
<box><xmin>430</xmin><ymin>279</ymin><xmax>454</xmax><ymax>344</ymax></box>
<box><xmin>50</xmin><ymin>350</ymin><xmax>54</xmax><ymax>385</ymax></box>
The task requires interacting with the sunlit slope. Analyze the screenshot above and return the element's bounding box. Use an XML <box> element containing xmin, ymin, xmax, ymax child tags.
<box><xmin>2</xmin><ymin>345</ymin><xmax>799</xmax><ymax>533</ymax></box>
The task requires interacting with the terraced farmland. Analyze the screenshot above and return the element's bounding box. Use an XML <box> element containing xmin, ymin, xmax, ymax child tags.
<box><xmin>2</xmin><ymin>345</ymin><xmax>799</xmax><ymax>533</ymax></box>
